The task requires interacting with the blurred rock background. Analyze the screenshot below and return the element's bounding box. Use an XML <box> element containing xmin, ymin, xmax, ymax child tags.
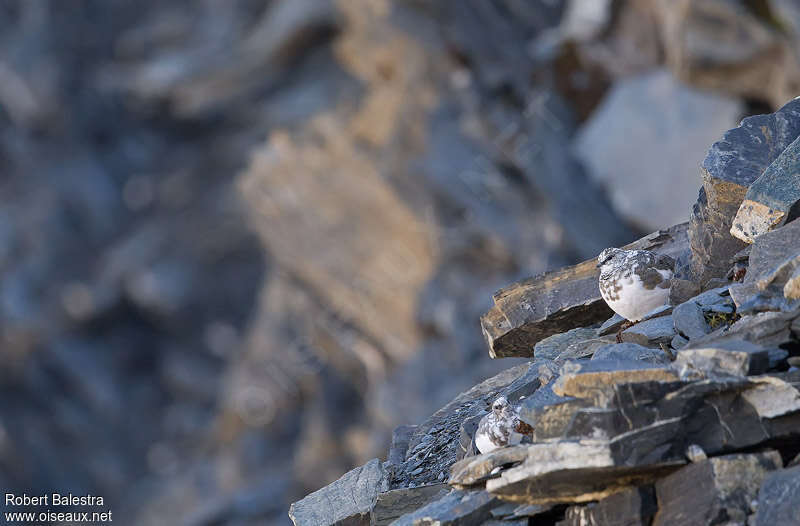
<box><xmin>0</xmin><ymin>0</ymin><xmax>797</xmax><ymax>524</ymax></box>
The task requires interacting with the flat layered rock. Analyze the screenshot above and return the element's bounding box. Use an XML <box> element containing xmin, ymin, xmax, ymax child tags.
<box><xmin>558</xmin><ymin>486</ymin><xmax>657</xmax><ymax>526</ymax></box>
<box><xmin>621</xmin><ymin>315</ymin><xmax>676</xmax><ymax>347</ymax></box>
<box><xmin>371</xmin><ymin>485</ymin><xmax>449</xmax><ymax>526</ymax></box>
<box><xmin>482</xmin><ymin>224</ymin><xmax>689</xmax><ymax>358</ymax></box>
<box><xmin>389</xmin><ymin>489</ymin><xmax>499</xmax><ymax>526</ymax></box>
<box><xmin>483</xmin><ymin>440</ymin><xmax>683</xmax><ymax>504</ymax></box>
<box><xmin>533</xmin><ymin>327</ymin><xmax>599</xmax><ymax>361</ymax></box>
<box><xmin>552</xmin><ymin>360</ymin><xmax>678</xmax><ymax>405</ymax></box>
<box><xmin>591</xmin><ymin>343</ymin><xmax>672</xmax><ymax>365</ymax></box>
<box><xmin>288</xmin><ymin>458</ymin><xmax>388</xmax><ymax>526</ymax></box>
<box><xmin>732</xmin><ymin>135</ymin><xmax>800</xmax><ymax>243</ymax></box>
<box><xmin>689</xmin><ymin>98</ymin><xmax>800</xmax><ymax>285</ymax></box>
<box><xmin>652</xmin><ymin>451</ymin><xmax>782</xmax><ymax>526</ymax></box>
<box><xmin>674</xmin><ymin>340</ymin><xmax>772</xmax><ymax>378</ymax></box>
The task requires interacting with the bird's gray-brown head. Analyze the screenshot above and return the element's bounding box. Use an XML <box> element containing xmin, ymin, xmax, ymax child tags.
<box><xmin>491</xmin><ymin>396</ymin><xmax>510</xmax><ymax>414</ymax></box>
<box><xmin>596</xmin><ymin>247</ymin><xmax>625</xmax><ymax>272</ymax></box>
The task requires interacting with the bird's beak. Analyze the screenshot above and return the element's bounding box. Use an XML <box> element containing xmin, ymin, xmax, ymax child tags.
<box><xmin>596</xmin><ymin>262</ymin><xmax>602</xmax><ymax>268</ymax></box>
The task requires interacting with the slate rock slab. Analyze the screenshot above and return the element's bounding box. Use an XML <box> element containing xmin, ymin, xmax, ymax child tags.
<box><xmin>481</xmin><ymin>440</ymin><xmax>683</xmax><ymax>505</ymax></box>
<box><xmin>755</xmin><ymin>464</ymin><xmax>800</xmax><ymax>525</ymax></box>
<box><xmin>557</xmin><ymin>486</ymin><xmax>657</xmax><ymax>526</ymax></box>
<box><xmin>621</xmin><ymin>315</ymin><xmax>676</xmax><ymax>347</ymax></box>
<box><xmin>371</xmin><ymin>484</ymin><xmax>449</xmax><ymax>526</ymax></box>
<box><xmin>533</xmin><ymin>327</ymin><xmax>598</xmax><ymax>361</ymax></box>
<box><xmin>672</xmin><ymin>299</ymin><xmax>710</xmax><ymax>340</ymax></box>
<box><xmin>729</xmin><ymin>219</ymin><xmax>800</xmax><ymax>310</ymax></box>
<box><xmin>674</xmin><ymin>340</ymin><xmax>772</xmax><ymax>378</ymax></box>
<box><xmin>389</xmin><ymin>489</ymin><xmax>498</xmax><ymax>526</ymax></box>
<box><xmin>732</xmin><ymin>134</ymin><xmax>800</xmax><ymax>243</ymax></box>
<box><xmin>688</xmin><ymin>97</ymin><xmax>800</xmax><ymax>285</ymax></box>
<box><xmin>591</xmin><ymin>343</ymin><xmax>672</xmax><ymax>365</ymax></box>
<box><xmin>288</xmin><ymin>458</ymin><xmax>388</xmax><ymax>526</ymax></box>
<box><xmin>652</xmin><ymin>451</ymin><xmax>782</xmax><ymax>526</ymax></box>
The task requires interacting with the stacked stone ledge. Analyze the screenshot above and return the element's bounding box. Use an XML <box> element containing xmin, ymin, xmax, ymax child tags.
<box><xmin>288</xmin><ymin>99</ymin><xmax>800</xmax><ymax>526</ymax></box>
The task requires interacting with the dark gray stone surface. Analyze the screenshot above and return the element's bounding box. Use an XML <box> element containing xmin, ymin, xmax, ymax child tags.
<box><xmin>621</xmin><ymin>315</ymin><xmax>676</xmax><ymax>347</ymax></box>
<box><xmin>672</xmin><ymin>300</ymin><xmax>710</xmax><ymax>340</ymax></box>
<box><xmin>732</xmin><ymin>135</ymin><xmax>800</xmax><ymax>243</ymax></box>
<box><xmin>371</xmin><ymin>484</ymin><xmax>449</xmax><ymax>526</ymax></box>
<box><xmin>652</xmin><ymin>452</ymin><xmax>782</xmax><ymax>526</ymax></box>
<box><xmin>591</xmin><ymin>343</ymin><xmax>672</xmax><ymax>365</ymax></box>
<box><xmin>730</xmin><ymin>219</ymin><xmax>800</xmax><ymax>311</ymax></box>
<box><xmin>689</xmin><ymin>98</ymin><xmax>800</xmax><ymax>284</ymax></box>
<box><xmin>755</xmin><ymin>465</ymin><xmax>800</xmax><ymax>525</ymax></box>
<box><xmin>288</xmin><ymin>458</ymin><xmax>387</xmax><ymax>526</ymax></box>
<box><xmin>557</xmin><ymin>486</ymin><xmax>657</xmax><ymax>526</ymax></box>
<box><xmin>390</xmin><ymin>489</ymin><xmax>499</xmax><ymax>526</ymax></box>
<box><xmin>533</xmin><ymin>327</ymin><xmax>599</xmax><ymax>361</ymax></box>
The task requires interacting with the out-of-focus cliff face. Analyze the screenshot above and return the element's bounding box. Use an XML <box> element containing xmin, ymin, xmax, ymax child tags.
<box><xmin>0</xmin><ymin>0</ymin><xmax>798</xmax><ymax>524</ymax></box>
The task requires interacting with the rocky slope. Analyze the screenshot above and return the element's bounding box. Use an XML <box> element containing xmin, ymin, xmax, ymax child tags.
<box><xmin>3</xmin><ymin>1</ymin><xmax>800</xmax><ymax>524</ymax></box>
<box><xmin>289</xmin><ymin>99</ymin><xmax>800</xmax><ymax>525</ymax></box>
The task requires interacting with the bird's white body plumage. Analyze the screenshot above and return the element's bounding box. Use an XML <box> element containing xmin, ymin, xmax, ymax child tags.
<box><xmin>601</xmin><ymin>270</ymin><xmax>672</xmax><ymax>322</ymax></box>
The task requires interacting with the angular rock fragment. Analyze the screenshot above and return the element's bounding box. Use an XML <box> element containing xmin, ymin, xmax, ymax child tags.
<box><xmin>448</xmin><ymin>445</ymin><xmax>530</xmax><ymax>487</ymax></box>
<box><xmin>674</xmin><ymin>340</ymin><xmax>772</xmax><ymax>378</ymax></box>
<box><xmin>533</xmin><ymin>327</ymin><xmax>598</xmax><ymax>361</ymax></box>
<box><xmin>688</xmin><ymin>98</ymin><xmax>800</xmax><ymax>285</ymax></box>
<box><xmin>598</xmin><ymin>313</ymin><xmax>626</xmax><ymax>336</ymax></box>
<box><xmin>557</xmin><ymin>337</ymin><xmax>614</xmax><ymax>362</ymax></box>
<box><xmin>288</xmin><ymin>458</ymin><xmax>387</xmax><ymax>526</ymax></box>
<box><xmin>741</xmin><ymin>376</ymin><xmax>800</xmax><ymax>419</ymax></box>
<box><xmin>671</xmin><ymin>334</ymin><xmax>689</xmax><ymax>350</ymax></box>
<box><xmin>621</xmin><ymin>315</ymin><xmax>676</xmax><ymax>347</ymax></box>
<box><xmin>557</xmin><ymin>486</ymin><xmax>657</xmax><ymax>526</ymax></box>
<box><xmin>786</xmin><ymin>266</ymin><xmax>800</xmax><ymax>300</ymax></box>
<box><xmin>552</xmin><ymin>360</ymin><xmax>677</xmax><ymax>404</ymax></box>
<box><xmin>672</xmin><ymin>299</ymin><xmax>710</xmax><ymax>340</ymax></box>
<box><xmin>483</xmin><ymin>440</ymin><xmax>682</xmax><ymax>504</ymax></box>
<box><xmin>732</xmin><ymin>135</ymin><xmax>800</xmax><ymax>243</ymax></box>
<box><xmin>482</xmin><ymin>224</ymin><xmax>689</xmax><ymax>358</ymax></box>
<box><xmin>687</xmin><ymin>310</ymin><xmax>799</xmax><ymax>349</ymax></box>
<box><xmin>669</xmin><ymin>278</ymin><xmax>702</xmax><ymax>306</ymax></box>
<box><xmin>729</xmin><ymin>219</ymin><xmax>800</xmax><ymax>310</ymax></box>
<box><xmin>388</xmin><ymin>425</ymin><xmax>417</xmax><ymax>467</ymax></box>
<box><xmin>652</xmin><ymin>451</ymin><xmax>782</xmax><ymax>526</ymax></box>
<box><xmin>390</xmin><ymin>489</ymin><xmax>498</xmax><ymax>526</ymax></box>
<box><xmin>591</xmin><ymin>343</ymin><xmax>672</xmax><ymax>365</ymax></box>
<box><xmin>371</xmin><ymin>484</ymin><xmax>448</xmax><ymax>526</ymax></box>
<box><xmin>754</xmin><ymin>464</ymin><xmax>800</xmax><ymax>525</ymax></box>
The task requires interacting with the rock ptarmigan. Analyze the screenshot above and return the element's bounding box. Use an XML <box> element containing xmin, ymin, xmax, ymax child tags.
<box><xmin>474</xmin><ymin>396</ymin><xmax>532</xmax><ymax>455</ymax></box>
<box><xmin>597</xmin><ymin>247</ymin><xmax>675</xmax><ymax>322</ymax></box>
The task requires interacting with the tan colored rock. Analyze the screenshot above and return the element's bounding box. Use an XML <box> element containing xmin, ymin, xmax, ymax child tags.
<box><xmin>553</xmin><ymin>360</ymin><xmax>678</xmax><ymax>405</ymax></box>
<box><xmin>731</xmin><ymin>135</ymin><xmax>800</xmax><ymax>243</ymax></box>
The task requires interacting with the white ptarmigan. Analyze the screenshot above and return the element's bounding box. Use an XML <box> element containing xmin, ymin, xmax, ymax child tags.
<box><xmin>596</xmin><ymin>247</ymin><xmax>675</xmax><ymax>322</ymax></box>
<box><xmin>474</xmin><ymin>396</ymin><xmax>532</xmax><ymax>455</ymax></box>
